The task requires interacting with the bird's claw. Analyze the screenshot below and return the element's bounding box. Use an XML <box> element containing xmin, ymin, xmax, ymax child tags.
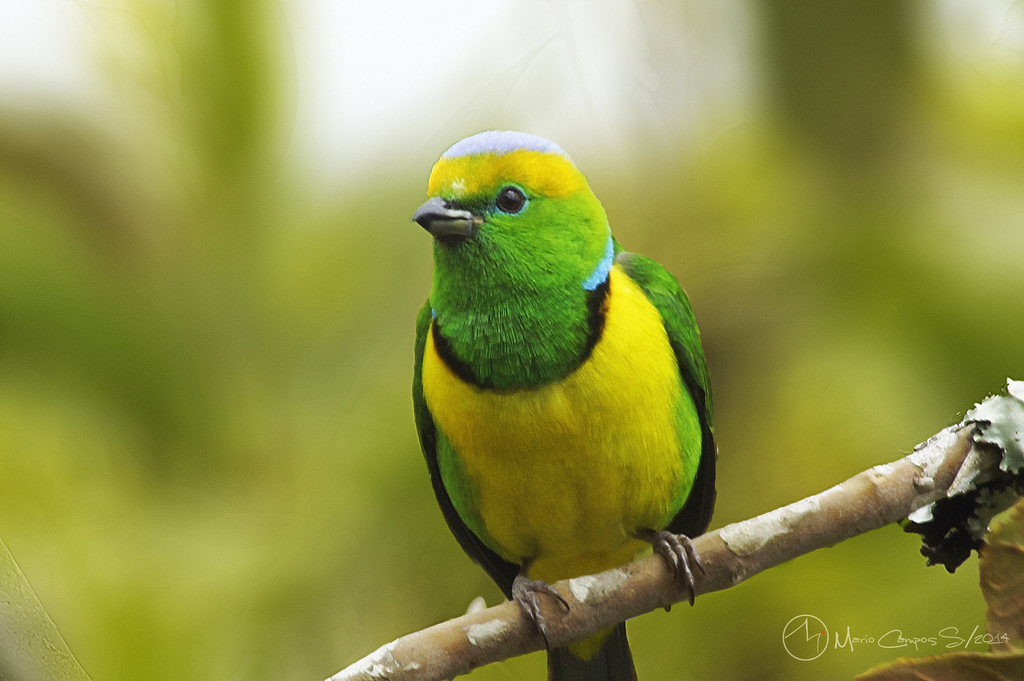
<box><xmin>638</xmin><ymin>529</ymin><xmax>705</xmax><ymax>607</ymax></box>
<box><xmin>512</xmin><ymin>574</ymin><xmax>570</xmax><ymax>648</ymax></box>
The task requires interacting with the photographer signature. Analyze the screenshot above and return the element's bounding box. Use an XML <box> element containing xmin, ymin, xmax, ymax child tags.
<box><xmin>783</xmin><ymin>614</ymin><xmax>1010</xmax><ymax>661</ymax></box>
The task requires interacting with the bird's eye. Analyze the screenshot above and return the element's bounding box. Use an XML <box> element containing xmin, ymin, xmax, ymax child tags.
<box><xmin>495</xmin><ymin>186</ymin><xmax>527</xmax><ymax>214</ymax></box>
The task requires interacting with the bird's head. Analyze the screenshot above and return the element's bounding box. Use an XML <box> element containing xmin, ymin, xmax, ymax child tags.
<box><xmin>414</xmin><ymin>131</ymin><xmax>614</xmax><ymax>295</ymax></box>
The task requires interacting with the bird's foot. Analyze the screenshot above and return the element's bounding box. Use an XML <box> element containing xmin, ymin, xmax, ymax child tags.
<box><xmin>512</xmin><ymin>573</ymin><xmax>570</xmax><ymax>648</ymax></box>
<box><xmin>637</xmin><ymin>529</ymin><xmax>705</xmax><ymax>607</ymax></box>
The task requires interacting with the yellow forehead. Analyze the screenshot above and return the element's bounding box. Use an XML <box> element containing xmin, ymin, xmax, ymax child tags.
<box><xmin>427</xmin><ymin>150</ymin><xmax>586</xmax><ymax>201</ymax></box>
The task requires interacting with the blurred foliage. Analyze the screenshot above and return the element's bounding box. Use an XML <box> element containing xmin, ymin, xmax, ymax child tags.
<box><xmin>1</xmin><ymin>1</ymin><xmax>1023</xmax><ymax>680</ymax></box>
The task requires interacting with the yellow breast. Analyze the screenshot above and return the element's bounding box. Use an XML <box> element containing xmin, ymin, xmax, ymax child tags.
<box><xmin>422</xmin><ymin>265</ymin><xmax>697</xmax><ymax>583</ymax></box>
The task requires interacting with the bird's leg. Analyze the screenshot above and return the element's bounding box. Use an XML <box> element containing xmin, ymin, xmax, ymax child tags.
<box><xmin>511</xmin><ymin>560</ymin><xmax>570</xmax><ymax>648</ymax></box>
<box><xmin>636</xmin><ymin>528</ymin><xmax>705</xmax><ymax>607</ymax></box>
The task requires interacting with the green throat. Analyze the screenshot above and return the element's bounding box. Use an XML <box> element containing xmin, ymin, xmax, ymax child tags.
<box><xmin>429</xmin><ymin>235</ymin><xmax>614</xmax><ymax>391</ymax></box>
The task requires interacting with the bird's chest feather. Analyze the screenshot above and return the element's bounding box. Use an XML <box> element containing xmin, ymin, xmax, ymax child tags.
<box><xmin>422</xmin><ymin>268</ymin><xmax>693</xmax><ymax>582</ymax></box>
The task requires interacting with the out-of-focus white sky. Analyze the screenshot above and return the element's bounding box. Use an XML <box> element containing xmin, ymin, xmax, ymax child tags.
<box><xmin>283</xmin><ymin>0</ymin><xmax>753</xmax><ymax>181</ymax></box>
<box><xmin>0</xmin><ymin>0</ymin><xmax>1021</xmax><ymax>186</ymax></box>
<box><xmin>0</xmin><ymin>1</ymin><xmax>100</xmax><ymax>103</ymax></box>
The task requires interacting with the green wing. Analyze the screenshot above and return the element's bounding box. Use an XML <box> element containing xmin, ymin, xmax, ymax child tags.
<box><xmin>616</xmin><ymin>252</ymin><xmax>717</xmax><ymax>538</ymax></box>
<box><xmin>412</xmin><ymin>301</ymin><xmax>520</xmax><ymax>597</ymax></box>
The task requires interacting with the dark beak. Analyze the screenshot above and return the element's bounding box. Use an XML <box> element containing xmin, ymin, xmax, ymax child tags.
<box><xmin>413</xmin><ymin>197</ymin><xmax>481</xmax><ymax>238</ymax></box>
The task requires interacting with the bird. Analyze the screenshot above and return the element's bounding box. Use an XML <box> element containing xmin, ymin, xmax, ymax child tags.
<box><xmin>411</xmin><ymin>130</ymin><xmax>716</xmax><ymax>681</ymax></box>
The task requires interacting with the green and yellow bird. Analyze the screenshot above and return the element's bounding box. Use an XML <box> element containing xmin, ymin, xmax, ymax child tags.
<box><xmin>412</xmin><ymin>131</ymin><xmax>716</xmax><ymax>681</ymax></box>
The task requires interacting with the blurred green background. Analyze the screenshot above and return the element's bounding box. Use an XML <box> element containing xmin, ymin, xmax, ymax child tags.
<box><xmin>1</xmin><ymin>1</ymin><xmax>1023</xmax><ymax>679</ymax></box>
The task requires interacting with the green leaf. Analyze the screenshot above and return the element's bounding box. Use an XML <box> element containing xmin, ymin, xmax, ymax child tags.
<box><xmin>980</xmin><ymin>497</ymin><xmax>1024</xmax><ymax>652</ymax></box>
<box><xmin>855</xmin><ymin>650</ymin><xmax>1024</xmax><ymax>680</ymax></box>
<box><xmin>0</xmin><ymin>538</ymin><xmax>92</xmax><ymax>681</ymax></box>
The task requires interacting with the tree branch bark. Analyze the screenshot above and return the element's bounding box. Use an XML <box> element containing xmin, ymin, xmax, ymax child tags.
<box><xmin>328</xmin><ymin>422</ymin><xmax>986</xmax><ymax>681</ymax></box>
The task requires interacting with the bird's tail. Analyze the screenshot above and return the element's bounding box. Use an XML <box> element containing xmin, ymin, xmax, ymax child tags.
<box><xmin>547</xmin><ymin>622</ymin><xmax>636</xmax><ymax>681</ymax></box>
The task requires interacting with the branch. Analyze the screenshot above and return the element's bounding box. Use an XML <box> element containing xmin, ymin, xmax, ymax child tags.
<box><xmin>0</xmin><ymin>538</ymin><xmax>93</xmax><ymax>681</ymax></box>
<box><xmin>331</xmin><ymin>383</ymin><xmax>1024</xmax><ymax>681</ymax></box>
